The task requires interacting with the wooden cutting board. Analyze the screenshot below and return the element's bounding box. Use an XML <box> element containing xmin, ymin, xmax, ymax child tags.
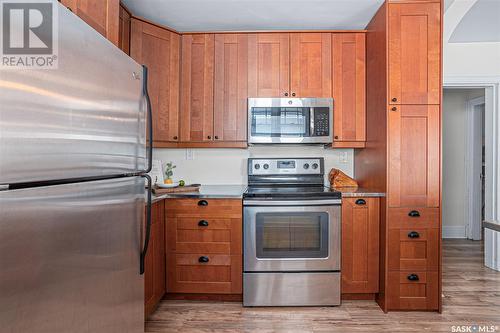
<box><xmin>153</xmin><ymin>184</ymin><xmax>200</xmax><ymax>195</ymax></box>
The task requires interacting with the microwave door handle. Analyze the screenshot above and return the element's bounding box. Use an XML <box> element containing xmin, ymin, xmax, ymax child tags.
<box><xmin>310</xmin><ymin>107</ymin><xmax>315</xmax><ymax>137</ymax></box>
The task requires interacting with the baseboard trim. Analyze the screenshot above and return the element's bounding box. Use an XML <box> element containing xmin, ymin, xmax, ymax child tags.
<box><xmin>443</xmin><ymin>226</ymin><xmax>466</xmax><ymax>238</ymax></box>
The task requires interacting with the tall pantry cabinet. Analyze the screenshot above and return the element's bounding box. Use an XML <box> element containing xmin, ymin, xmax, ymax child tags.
<box><xmin>356</xmin><ymin>0</ymin><xmax>442</xmax><ymax>312</ymax></box>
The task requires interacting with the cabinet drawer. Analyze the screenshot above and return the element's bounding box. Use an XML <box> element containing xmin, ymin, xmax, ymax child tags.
<box><xmin>167</xmin><ymin>254</ymin><xmax>242</xmax><ymax>294</ymax></box>
<box><xmin>388</xmin><ymin>208</ymin><xmax>439</xmax><ymax>229</ymax></box>
<box><xmin>388</xmin><ymin>228</ymin><xmax>439</xmax><ymax>271</ymax></box>
<box><xmin>166</xmin><ymin>198</ymin><xmax>242</xmax><ymax>218</ymax></box>
<box><xmin>167</xmin><ymin>217</ymin><xmax>242</xmax><ymax>254</ymax></box>
<box><xmin>387</xmin><ymin>271</ymin><xmax>439</xmax><ymax>310</ymax></box>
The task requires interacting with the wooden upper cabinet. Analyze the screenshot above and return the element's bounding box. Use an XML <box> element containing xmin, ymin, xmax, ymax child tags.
<box><xmin>332</xmin><ymin>33</ymin><xmax>366</xmax><ymax>147</ymax></box>
<box><xmin>60</xmin><ymin>0</ymin><xmax>119</xmax><ymax>45</ymax></box>
<box><xmin>248</xmin><ymin>33</ymin><xmax>290</xmax><ymax>98</ymax></box>
<box><xmin>214</xmin><ymin>34</ymin><xmax>248</xmax><ymax>142</ymax></box>
<box><xmin>290</xmin><ymin>33</ymin><xmax>332</xmax><ymax>97</ymax></box>
<box><xmin>130</xmin><ymin>19</ymin><xmax>180</xmax><ymax>145</ymax></box>
<box><xmin>341</xmin><ymin>197</ymin><xmax>380</xmax><ymax>294</ymax></box>
<box><xmin>118</xmin><ymin>4</ymin><xmax>131</xmax><ymax>54</ymax></box>
<box><xmin>180</xmin><ymin>34</ymin><xmax>215</xmax><ymax>142</ymax></box>
<box><xmin>388</xmin><ymin>2</ymin><xmax>441</xmax><ymax>105</ymax></box>
<box><xmin>388</xmin><ymin>105</ymin><xmax>440</xmax><ymax>207</ymax></box>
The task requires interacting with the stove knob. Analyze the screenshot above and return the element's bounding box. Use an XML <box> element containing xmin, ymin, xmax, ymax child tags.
<box><xmin>254</xmin><ymin>164</ymin><xmax>260</xmax><ymax>170</ymax></box>
<box><xmin>303</xmin><ymin>163</ymin><xmax>310</xmax><ymax>169</ymax></box>
<box><xmin>312</xmin><ymin>163</ymin><xmax>319</xmax><ymax>169</ymax></box>
<box><xmin>263</xmin><ymin>164</ymin><xmax>269</xmax><ymax>170</ymax></box>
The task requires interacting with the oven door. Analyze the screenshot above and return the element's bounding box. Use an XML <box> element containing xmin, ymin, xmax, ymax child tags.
<box><xmin>243</xmin><ymin>201</ymin><xmax>340</xmax><ymax>272</ymax></box>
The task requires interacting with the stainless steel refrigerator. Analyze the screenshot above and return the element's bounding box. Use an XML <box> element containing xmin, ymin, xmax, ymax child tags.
<box><xmin>0</xmin><ymin>3</ymin><xmax>152</xmax><ymax>333</ymax></box>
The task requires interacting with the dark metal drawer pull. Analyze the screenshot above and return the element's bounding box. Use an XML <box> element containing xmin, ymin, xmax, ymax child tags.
<box><xmin>407</xmin><ymin>274</ymin><xmax>419</xmax><ymax>281</ymax></box>
<box><xmin>198</xmin><ymin>200</ymin><xmax>208</xmax><ymax>206</ymax></box>
<box><xmin>408</xmin><ymin>210</ymin><xmax>420</xmax><ymax>218</ymax></box>
<box><xmin>355</xmin><ymin>199</ymin><xmax>366</xmax><ymax>205</ymax></box>
<box><xmin>408</xmin><ymin>231</ymin><xmax>420</xmax><ymax>238</ymax></box>
<box><xmin>198</xmin><ymin>220</ymin><xmax>209</xmax><ymax>227</ymax></box>
<box><xmin>198</xmin><ymin>256</ymin><xmax>209</xmax><ymax>263</ymax></box>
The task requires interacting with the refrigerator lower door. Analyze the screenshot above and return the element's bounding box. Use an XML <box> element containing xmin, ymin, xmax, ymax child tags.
<box><xmin>0</xmin><ymin>2</ymin><xmax>146</xmax><ymax>185</ymax></box>
<box><xmin>0</xmin><ymin>177</ymin><xmax>145</xmax><ymax>333</ymax></box>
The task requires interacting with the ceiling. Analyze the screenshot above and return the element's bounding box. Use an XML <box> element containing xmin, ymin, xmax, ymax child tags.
<box><xmin>449</xmin><ymin>0</ymin><xmax>500</xmax><ymax>43</ymax></box>
<box><xmin>121</xmin><ymin>0</ymin><xmax>385</xmax><ymax>32</ymax></box>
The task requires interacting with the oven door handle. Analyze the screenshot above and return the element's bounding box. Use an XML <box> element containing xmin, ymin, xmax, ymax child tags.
<box><xmin>243</xmin><ymin>199</ymin><xmax>342</xmax><ymax>206</ymax></box>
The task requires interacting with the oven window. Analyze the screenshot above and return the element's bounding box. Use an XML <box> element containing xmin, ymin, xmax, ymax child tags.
<box><xmin>250</xmin><ymin>107</ymin><xmax>310</xmax><ymax>137</ymax></box>
<box><xmin>255</xmin><ymin>212</ymin><xmax>329</xmax><ymax>259</ymax></box>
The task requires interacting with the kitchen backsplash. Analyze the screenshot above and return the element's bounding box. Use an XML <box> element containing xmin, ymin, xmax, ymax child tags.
<box><xmin>152</xmin><ymin>147</ymin><xmax>354</xmax><ymax>186</ymax></box>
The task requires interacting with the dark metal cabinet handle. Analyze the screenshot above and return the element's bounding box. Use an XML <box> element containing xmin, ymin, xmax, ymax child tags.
<box><xmin>284</xmin><ymin>92</ymin><xmax>289</xmax><ymax>96</ymax></box>
<box><xmin>392</xmin><ymin>97</ymin><xmax>397</xmax><ymax>102</ymax></box>
<box><xmin>407</xmin><ymin>274</ymin><xmax>419</xmax><ymax>281</ymax></box>
<box><xmin>214</xmin><ymin>136</ymin><xmax>219</xmax><ymax>140</ymax></box>
<box><xmin>334</xmin><ymin>135</ymin><xmax>339</xmax><ymax>140</ymax></box>
<box><xmin>173</xmin><ymin>136</ymin><xmax>178</xmax><ymax>140</ymax></box>
<box><xmin>198</xmin><ymin>220</ymin><xmax>209</xmax><ymax>227</ymax></box>
<box><xmin>207</xmin><ymin>135</ymin><xmax>212</xmax><ymax>139</ymax></box>
<box><xmin>408</xmin><ymin>231</ymin><xmax>420</xmax><ymax>238</ymax></box>
<box><xmin>391</xmin><ymin>107</ymin><xmax>397</xmax><ymax>111</ymax></box>
<box><xmin>198</xmin><ymin>200</ymin><xmax>208</xmax><ymax>206</ymax></box>
<box><xmin>408</xmin><ymin>210</ymin><xmax>421</xmax><ymax>218</ymax></box>
<box><xmin>292</xmin><ymin>92</ymin><xmax>296</xmax><ymax>97</ymax></box>
<box><xmin>198</xmin><ymin>256</ymin><xmax>209</xmax><ymax>263</ymax></box>
<box><xmin>355</xmin><ymin>199</ymin><xmax>366</xmax><ymax>205</ymax></box>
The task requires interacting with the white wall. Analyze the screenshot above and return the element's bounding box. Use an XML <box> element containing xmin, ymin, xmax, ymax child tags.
<box><xmin>442</xmin><ymin>88</ymin><xmax>484</xmax><ymax>238</ymax></box>
<box><xmin>152</xmin><ymin>147</ymin><xmax>354</xmax><ymax>186</ymax></box>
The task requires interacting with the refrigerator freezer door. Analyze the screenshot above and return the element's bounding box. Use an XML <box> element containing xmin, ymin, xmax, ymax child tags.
<box><xmin>0</xmin><ymin>3</ymin><xmax>146</xmax><ymax>185</ymax></box>
<box><xmin>0</xmin><ymin>177</ymin><xmax>145</xmax><ymax>333</ymax></box>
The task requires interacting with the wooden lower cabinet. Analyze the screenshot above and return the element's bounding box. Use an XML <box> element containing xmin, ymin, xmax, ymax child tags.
<box><xmin>144</xmin><ymin>200</ymin><xmax>166</xmax><ymax>318</ymax></box>
<box><xmin>341</xmin><ymin>197</ymin><xmax>380</xmax><ymax>295</ymax></box>
<box><xmin>165</xmin><ymin>199</ymin><xmax>242</xmax><ymax>295</ymax></box>
<box><xmin>386</xmin><ymin>271</ymin><xmax>439</xmax><ymax>310</ymax></box>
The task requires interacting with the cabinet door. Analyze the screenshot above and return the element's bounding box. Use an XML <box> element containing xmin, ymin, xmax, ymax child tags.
<box><xmin>144</xmin><ymin>200</ymin><xmax>166</xmax><ymax>318</ymax></box>
<box><xmin>180</xmin><ymin>34</ymin><xmax>215</xmax><ymax>142</ymax></box>
<box><xmin>388</xmin><ymin>105</ymin><xmax>440</xmax><ymax>207</ymax></box>
<box><xmin>118</xmin><ymin>4</ymin><xmax>130</xmax><ymax>54</ymax></box>
<box><xmin>332</xmin><ymin>33</ymin><xmax>366</xmax><ymax>147</ymax></box>
<box><xmin>290</xmin><ymin>33</ymin><xmax>332</xmax><ymax>97</ymax></box>
<box><xmin>248</xmin><ymin>33</ymin><xmax>290</xmax><ymax>98</ymax></box>
<box><xmin>60</xmin><ymin>0</ymin><xmax>119</xmax><ymax>46</ymax></box>
<box><xmin>214</xmin><ymin>34</ymin><xmax>248</xmax><ymax>142</ymax></box>
<box><xmin>341</xmin><ymin>197</ymin><xmax>380</xmax><ymax>294</ymax></box>
<box><xmin>130</xmin><ymin>20</ymin><xmax>180</xmax><ymax>144</ymax></box>
<box><xmin>388</xmin><ymin>2</ymin><xmax>441</xmax><ymax>104</ymax></box>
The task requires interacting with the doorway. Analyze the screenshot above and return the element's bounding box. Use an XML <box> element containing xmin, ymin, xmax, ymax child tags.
<box><xmin>443</xmin><ymin>88</ymin><xmax>485</xmax><ymax>240</ymax></box>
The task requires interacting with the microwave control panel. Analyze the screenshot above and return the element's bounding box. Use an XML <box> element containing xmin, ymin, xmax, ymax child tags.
<box><xmin>313</xmin><ymin>108</ymin><xmax>330</xmax><ymax>137</ymax></box>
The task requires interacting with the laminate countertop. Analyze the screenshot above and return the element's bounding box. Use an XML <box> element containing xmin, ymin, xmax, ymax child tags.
<box><xmin>152</xmin><ymin>185</ymin><xmax>247</xmax><ymax>203</ymax></box>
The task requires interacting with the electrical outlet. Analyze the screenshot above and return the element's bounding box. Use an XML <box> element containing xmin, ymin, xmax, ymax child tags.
<box><xmin>185</xmin><ymin>149</ymin><xmax>194</xmax><ymax>160</ymax></box>
<box><xmin>340</xmin><ymin>151</ymin><xmax>349</xmax><ymax>163</ymax></box>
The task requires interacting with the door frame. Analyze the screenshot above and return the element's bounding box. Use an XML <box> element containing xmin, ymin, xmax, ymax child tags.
<box><xmin>444</xmin><ymin>76</ymin><xmax>500</xmax><ymax>271</ymax></box>
<box><xmin>465</xmin><ymin>96</ymin><xmax>485</xmax><ymax>240</ymax></box>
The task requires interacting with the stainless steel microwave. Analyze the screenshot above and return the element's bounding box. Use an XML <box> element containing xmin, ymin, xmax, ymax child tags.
<box><xmin>247</xmin><ymin>98</ymin><xmax>333</xmax><ymax>144</ymax></box>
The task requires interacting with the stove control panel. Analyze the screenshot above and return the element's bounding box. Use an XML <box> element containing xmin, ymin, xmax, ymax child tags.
<box><xmin>249</xmin><ymin>158</ymin><xmax>324</xmax><ymax>175</ymax></box>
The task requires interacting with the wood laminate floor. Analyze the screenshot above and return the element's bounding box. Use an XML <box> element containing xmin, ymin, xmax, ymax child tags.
<box><xmin>146</xmin><ymin>240</ymin><xmax>500</xmax><ymax>332</ymax></box>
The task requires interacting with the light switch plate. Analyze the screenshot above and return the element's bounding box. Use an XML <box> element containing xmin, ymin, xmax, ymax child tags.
<box><xmin>185</xmin><ymin>149</ymin><xmax>194</xmax><ymax>160</ymax></box>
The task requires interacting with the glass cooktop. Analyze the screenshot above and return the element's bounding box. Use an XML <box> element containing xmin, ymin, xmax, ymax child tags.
<box><xmin>244</xmin><ymin>185</ymin><xmax>342</xmax><ymax>200</ymax></box>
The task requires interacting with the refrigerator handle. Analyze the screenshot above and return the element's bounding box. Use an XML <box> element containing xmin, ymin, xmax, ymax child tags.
<box><xmin>140</xmin><ymin>174</ymin><xmax>152</xmax><ymax>275</ymax></box>
<box><xmin>142</xmin><ymin>65</ymin><xmax>153</xmax><ymax>174</ymax></box>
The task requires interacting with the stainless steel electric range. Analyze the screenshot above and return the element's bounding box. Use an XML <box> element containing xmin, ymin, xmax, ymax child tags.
<box><xmin>243</xmin><ymin>157</ymin><xmax>342</xmax><ymax>306</ymax></box>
